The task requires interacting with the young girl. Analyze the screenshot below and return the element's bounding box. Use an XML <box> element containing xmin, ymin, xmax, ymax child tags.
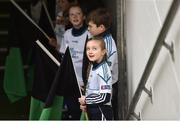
<box><xmin>59</xmin><ymin>3</ymin><xmax>89</xmax><ymax>119</ymax></box>
<box><xmin>60</xmin><ymin>3</ymin><xmax>89</xmax><ymax>87</ymax></box>
<box><xmin>79</xmin><ymin>36</ymin><xmax>113</xmax><ymax>120</ymax></box>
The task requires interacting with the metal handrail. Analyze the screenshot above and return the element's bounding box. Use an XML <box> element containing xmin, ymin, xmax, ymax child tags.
<box><xmin>126</xmin><ymin>0</ymin><xmax>180</xmax><ymax>119</ymax></box>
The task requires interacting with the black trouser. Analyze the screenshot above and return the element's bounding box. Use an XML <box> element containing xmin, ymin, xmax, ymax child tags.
<box><xmin>87</xmin><ymin>104</ymin><xmax>113</xmax><ymax>120</ymax></box>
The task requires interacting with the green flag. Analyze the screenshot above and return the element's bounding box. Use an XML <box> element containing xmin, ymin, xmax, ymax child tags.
<box><xmin>39</xmin><ymin>96</ymin><xmax>64</xmax><ymax>120</ymax></box>
<box><xmin>80</xmin><ymin>112</ymin><xmax>88</xmax><ymax>121</ymax></box>
<box><xmin>29</xmin><ymin>96</ymin><xmax>64</xmax><ymax>120</ymax></box>
<box><xmin>3</xmin><ymin>47</ymin><xmax>27</xmax><ymax>102</ymax></box>
<box><xmin>29</xmin><ymin>96</ymin><xmax>44</xmax><ymax>120</ymax></box>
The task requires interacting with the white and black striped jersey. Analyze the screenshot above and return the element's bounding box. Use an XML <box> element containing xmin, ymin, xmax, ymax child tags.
<box><xmin>59</xmin><ymin>25</ymin><xmax>89</xmax><ymax>86</ymax></box>
<box><xmin>85</xmin><ymin>61</ymin><xmax>112</xmax><ymax>105</ymax></box>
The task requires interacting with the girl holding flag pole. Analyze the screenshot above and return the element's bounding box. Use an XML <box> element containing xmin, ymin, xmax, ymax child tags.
<box><xmin>79</xmin><ymin>36</ymin><xmax>113</xmax><ymax>120</ymax></box>
<box><xmin>59</xmin><ymin>3</ymin><xmax>90</xmax><ymax>119</ymax></box>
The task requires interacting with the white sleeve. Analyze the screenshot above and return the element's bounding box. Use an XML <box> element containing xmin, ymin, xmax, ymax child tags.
<box><xmin>110</xmin><ymin>50</ymin><xmax>119</xmax><ymax>85</ymax></box>
<box><xmin>107</xmin><ymin>38</ymin><xmax>119</xmax><ymax>85</ymax></box>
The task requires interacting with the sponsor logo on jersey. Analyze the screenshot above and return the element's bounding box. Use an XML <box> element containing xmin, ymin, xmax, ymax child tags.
<box><xmin>101</xmin><ymin>85</ymin><xmax>110</xmax><ymax>90</ymax></box>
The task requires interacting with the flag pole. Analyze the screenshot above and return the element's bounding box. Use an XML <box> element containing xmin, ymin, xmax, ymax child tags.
<box><xmin>10</xmin><ymin>0</ymin><xmax>51</xmax><ymax>41</ymax></box>
<box><xmin>68</xmin><ymin>48</ymin><xmax>89</xmax><ymax>120</ymax></box>
<box><xmin>10</xmin><ymin>0</ymin><xmax>61</xmax><ymax>65</ymax></box>
<box><xmin>68</xmin><ymin>47</ymin><xmax>83</xmax><ymax>96</ymax></box>
<box><xmin>41</xmin><ymin>0</ymin><xmax>55</xmax><ymax>31</ymax></box>
<box><xmin>36</xmin><ymin>40</ymin><xmax>60</xmax><ymax>66</ymax></box>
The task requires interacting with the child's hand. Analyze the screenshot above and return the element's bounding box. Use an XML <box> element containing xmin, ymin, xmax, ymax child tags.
<box><xmin>49</xmin><ymin>37</ymin><xmax>57</xmax><ymax>48</ymax></box>
<box><xmin>80</xmin><ymin>104</ymin><xmax>86</xmax><ymax>112</ymax></box>
<box><xmin>79</xmin><ymin>96</ymin><xmax>86</xmax><ymax>112</ymax></box>
<box><xmin>78</xmin><ymin>96</ymin><xmax>86</xmax><ymax>105</ymax></box>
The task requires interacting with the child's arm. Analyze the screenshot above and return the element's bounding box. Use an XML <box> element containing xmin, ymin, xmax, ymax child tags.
<box><xmin>85</xmin><ymin>93</ymin><xmax>111</xmax><ymax>105</ymax></box>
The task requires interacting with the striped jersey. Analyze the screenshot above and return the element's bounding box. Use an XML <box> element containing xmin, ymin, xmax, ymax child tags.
<box><xmin>85</xmin><ymin>61</ymin><xmax>112</xmax><ymax>105</ymax></box>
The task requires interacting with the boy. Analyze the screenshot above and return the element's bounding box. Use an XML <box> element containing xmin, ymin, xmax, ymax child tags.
<box><xmin>86</xmin><ymin>8</ymin><xmax>118</xmax><ymax>86</ymax></box>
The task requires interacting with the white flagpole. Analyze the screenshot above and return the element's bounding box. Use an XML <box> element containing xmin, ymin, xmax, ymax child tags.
<box><xmin>36</xmin><ymin>40</ymin><xmax>60</xmax><ymax>66</ymax></box>
<box><xmin>68</xmin><ymin>47</ymin><xmax>82</xmax><ymax>96</ymax></box>
<box><xmin>68</xmin><ymin>47</ymin><xmax>89</xmax><ymax>120</ymax></box>
<box><xmin>10</xmin><ymin>0</ymin><xmax>51</xmax><ymax>40</ymax></box>
<box><xmin>69</xmin><ymin>47</ymin><xmax>89</xmax><ymax>121</ymax></box>
<box><xmin>10</xmin><ymin>0</ymin><xmax>60</xmax><ymax>66</ymax></box>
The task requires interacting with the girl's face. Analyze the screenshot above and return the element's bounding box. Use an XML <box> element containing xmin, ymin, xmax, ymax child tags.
<box><xmin>86</xmin><ymin>40</ymin><xmax>106</xmax><ymax>63</ymax></box>
<box><xmin>88</xmin><ymin>21</ymin><xmax>105</xmax><ymax>36</ymax></box>
<box><xmin>69</xmin><ymin>6</ymin><xmax>85</xmax><ymax>28</ymax></box>
<box><xmin>58</xmin><ymin>0</ymin><xmax>70</xmax><ymax>12</ymax></box>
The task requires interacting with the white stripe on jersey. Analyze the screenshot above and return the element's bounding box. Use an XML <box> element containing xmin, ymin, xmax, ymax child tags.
<box><xmin>103</xmin><ymin>33</ymin><xmax>118</xmax><ymax>84</ymax></box>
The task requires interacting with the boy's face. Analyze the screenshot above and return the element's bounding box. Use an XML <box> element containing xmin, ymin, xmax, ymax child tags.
<box><xmin>69</xmin><ymin>6</ymin><xmax>85</xmax><ymax>28</ymax></box>
<box><xmin>88</xmin><ymin>21</ymin><xmax>105</xmax><ymax>36</ymax></box>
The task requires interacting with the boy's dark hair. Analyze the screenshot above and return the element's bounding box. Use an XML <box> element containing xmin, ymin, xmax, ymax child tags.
<box><xmin>86</xmin><ymin>8</ymin><xmax>112</xmax><ymax>29</ymax></box>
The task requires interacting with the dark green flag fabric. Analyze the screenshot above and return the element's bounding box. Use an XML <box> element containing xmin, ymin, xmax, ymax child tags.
<box><xmin>3</xmin><ymin>47</ymin><xmax>27</xmax><ymax>103</ymax></box>
<box><xmin>29</xmin><ymin>96</ymin><xmax>64</xmax><ymax>120</ymax></box>
<box><xmin>39</xmin><ymin>96</ymin><xmax>64</xmax><ymax>120</ymax></box>
<box><xmin>80</xmin><ymin>112</ymin><xmax>87</xmax><ymax>121</ymax></box>
<box><xmin>29</xmin><ymin>96</ymin><xmax>44</xmax><ymax>120</ymax></box>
